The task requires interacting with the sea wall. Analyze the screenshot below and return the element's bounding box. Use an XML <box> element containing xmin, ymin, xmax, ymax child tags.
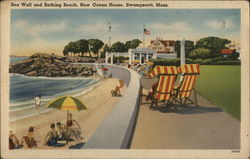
<box><xmin>82</xmin><ymin>64</ymin><xmax>141</xmax><ymax>149</ymax></box>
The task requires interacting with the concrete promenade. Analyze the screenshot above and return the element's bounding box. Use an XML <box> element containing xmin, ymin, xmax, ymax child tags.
<box><xmin>131</xmin><ymin>78</ymin><xmax>240</xmax><ymax>149</ymax></box>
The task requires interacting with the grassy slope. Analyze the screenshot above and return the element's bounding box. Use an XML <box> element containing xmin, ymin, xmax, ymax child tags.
<box><xmin>195</xmin><ymin>65</ymin><xmax>241</xmax><ymax>120</ymax></box>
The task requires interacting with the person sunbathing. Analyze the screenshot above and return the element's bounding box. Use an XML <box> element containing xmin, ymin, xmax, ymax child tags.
<box><xmin>44</xmin><ymin>123</ymin><xmax>58</xmax><ymax>146</ymax></box>
<box><xmin>21</xmin><ymin>126</ymin><xmax>37</xmax><ymax>148</ymax></box>
<box><xmin>67</xmin><ymin>113</ymin><xmax>83</xmax><ymax>141</ymax></box>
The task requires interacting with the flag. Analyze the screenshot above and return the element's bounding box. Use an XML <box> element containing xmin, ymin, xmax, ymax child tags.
<box><xmin>144</xmin><ymin>28</ymin><xmax>151</xmax><ymax>35</ymax></box>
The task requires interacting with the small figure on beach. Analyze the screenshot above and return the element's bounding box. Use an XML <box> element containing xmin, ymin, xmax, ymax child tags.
<box><xmin>56</xmin><ymin>122</ymin><xmax>67</xmax><ymax>141</ymax></box>
<box><xmin>35</xmin><ymin>95</ymin><xmax>41</xmax><ymax>114</ymax></box>
<box><xmin>9</xmin><ymin>131</ymin><xmax>20</xmax><ymax>149</ymax></box>
<box><xmin>146</xmin><ymin>82</ymin><xmax>158</xmax><ymax>102</ymax></box>
<box><xmin>111</xmin><ymin>80</ymin><xmax>124</xmax><ymax>97</ymax></box>
<box><xmin>21</xmin><ymin>126</ymin><xmax>37</xmax><ymax>149</ymax></box>
<box><xmin>67</xmin><ymin>113</ymin><xmax>83</xmax><ymax>141</ymax></box>
<box><xmin>44</xmin><ymin>123</ymin><xmax>58</xmax><ymax>146</ymax></box>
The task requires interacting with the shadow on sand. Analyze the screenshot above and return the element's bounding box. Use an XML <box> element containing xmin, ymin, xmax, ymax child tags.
<box><xmin>69</xmin><ymin>142</ymin><xmax>86</xmax><ymax>149</ymax></box>
<box><xmin>149</xmin><ymin>104</ymin><xmax>223</xmax><ymax>114</ymax></box>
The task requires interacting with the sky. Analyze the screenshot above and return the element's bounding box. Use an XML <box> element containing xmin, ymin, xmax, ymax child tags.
<box><xmin>11</xmin><ymin>9</ymin><xmax>241</xmax><ymax>56</ymax></box>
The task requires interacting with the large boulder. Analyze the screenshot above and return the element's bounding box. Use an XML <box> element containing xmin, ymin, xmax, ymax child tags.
<box><xmin>25</xmin><ymin>71</ymin><xmax>37</xmax><ymax>76</ymax></box>
<box><xmin>10</xmin><ymin>53</ymin><xmax>97</xmax><ymax>77</ymax></box>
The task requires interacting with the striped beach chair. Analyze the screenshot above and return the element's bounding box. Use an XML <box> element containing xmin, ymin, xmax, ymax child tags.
<box><xmin>173</xmin><ymin>64</ymin><xmax>200</xmax><ymax>106</ymax></box>
<box><xmin>149</xmin><ymin>66</ymin><xmax>178</xmax><ymax>108</ymax></box>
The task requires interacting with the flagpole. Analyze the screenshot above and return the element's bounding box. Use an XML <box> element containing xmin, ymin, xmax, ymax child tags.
<box><xmin>143</xmin><ymin>25</ymin><xmax>145</xmax><ymax>48</ymax></box>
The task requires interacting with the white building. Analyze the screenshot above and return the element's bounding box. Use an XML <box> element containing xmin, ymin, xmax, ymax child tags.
<box><xmin>106</xmin><ymin>47</ymin><xmax>177</xmax><ymax>65</ymax></box>
<box><xmin>106</xmin><ymin>48</ymin><xmax>156</xmax><ymax>65</ymax></box>
<box><xmin>149</xmin><ymin>38</ymin><xmax>176</xmax><ymax>53</ymax></box>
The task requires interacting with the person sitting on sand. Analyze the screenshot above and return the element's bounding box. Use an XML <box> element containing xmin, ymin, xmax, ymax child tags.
<box><xmin>21</xmin><ymin>126</ymin><xmax>37</xmax><ymax>148</ymax></box>
<box><xmin>9</xmin><ymin>131</ymin><xmax>20</xmax><ymax>149</ymax></box>
<box><xmin>67</xmin><ymin>113</ymin><xmax>83</xmax><ymax>141</ymax></box>
<box><xmin>44</xmin><ymin>123</ymin><xmax>58</xmax><ymax>146</ymax></box>
<box><xmin>56</xmin><ymin>122</ymin><xmax>67</xmax><ymax>141</ymax></box>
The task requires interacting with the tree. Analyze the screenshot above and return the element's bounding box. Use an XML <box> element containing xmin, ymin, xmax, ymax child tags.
<box><xmin>100</xmin><ymin>44</ymin><xmax>110</xmax><ymax>58</ymax></box>
<box><xmin>189</xmin><ymin>47</ymin><xmax>212</xmax><ymax>59</ymax></box>
<box><xmin>63</xmin><ymin>41</ymin><xmax>77</xmax><ymax>56</ymax></box>
<box><xmin>175</xmin><ymin>40</ymin><xmax>195</xmax><ymax>58</ymax></box>
<box><xmin>125</xmin><ymin>39</ymin><xmax>142</xmax><ymax>51</ymax></box>
<box><xmin>75</xmin><ymin>39</ymin><xmax>89</xmax><ymax>57</ymax></box>
<box><xmin>88</xmin><ymin>39</ymin><xmax>104</xmax><ymax>58</ymax></box>
<box><xmin>227</xmin><ymin>51</ymin><xmax>239</xmax><ymax>61</ymax></box>
<box><xmin>63</xmin><ymin>45</ymin><xmax>69</xmax><ymax>56</ymax></box>
<box><xmin>110</xmin><ymin>41</ymin><xmax>126</xmax><ymax>52</ymax></box>
<box><xmin>195</xmin><ymin>36</ymin><xmax>231</xmax><ymax>57</ymax></box>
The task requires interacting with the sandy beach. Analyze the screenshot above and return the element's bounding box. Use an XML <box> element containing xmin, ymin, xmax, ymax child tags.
<box><xmin>10</xmin><ymin>77</ymin><xmax>126</xmax><ymax>149</ymax></box>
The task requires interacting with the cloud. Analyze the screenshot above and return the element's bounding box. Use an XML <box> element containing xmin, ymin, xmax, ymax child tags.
<box><xmin>14</xmin><ymin>19</ymin><xmax>67</xmax><ymax>36</ymax></box>
<box><xmin>150</xmin><ymin>21</ymin><xmax>192</xmax><ymax>32</ymax></box>
<box><xmin>206</xmin><ymin>19</ymin><xmax>235</xmax><ymax>29</ymax></box>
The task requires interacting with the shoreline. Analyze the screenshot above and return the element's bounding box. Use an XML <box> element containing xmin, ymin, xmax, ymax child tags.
<box><xmin>10</xmin><ymin>73</ymin><xmax>102</xmax><ymax>121</ymax></box>
<box><xmin>10</xmin><ymin>79</ymin><xmax>103</xmax><ymax>122</ymax></box>
<box><xmin>10</xmin><ymin>77</ymin><xmax>126</xmax><ymax>149</ymax></box>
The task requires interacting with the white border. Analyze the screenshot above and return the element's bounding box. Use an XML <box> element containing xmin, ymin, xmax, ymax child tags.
<box><xmin>1</xmin><ymin>1</ymin><xmax>249</xmax><ymax>158</ymax></box>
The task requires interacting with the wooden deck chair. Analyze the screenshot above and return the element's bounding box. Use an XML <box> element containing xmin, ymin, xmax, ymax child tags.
<box><xmin>150</xmin><ymin>66</ymin><xmax>178</xmax><ymax>108</ymax></box>
<box><xmin>173</xmin><ymin>64</ymin><xmax>200</xmax><ymax>106</ymax></box>
<box><xmin>111</xmin><ymin>80</ymin><xmax>124</xmax><ymax>96</ymax></box>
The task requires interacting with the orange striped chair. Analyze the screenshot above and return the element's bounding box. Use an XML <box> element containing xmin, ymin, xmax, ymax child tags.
<box><xmin>149</xmin><ymin>66</ymin><xmax>178</xmax><ymax>108</ymax></box>
<box><xmin>173</xmin><ymin>64</ymin><xmax>200</xmax><ymax>106</ymax></box>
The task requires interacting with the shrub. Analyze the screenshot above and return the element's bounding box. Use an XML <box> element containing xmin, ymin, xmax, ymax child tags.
<box><xmin>194</xmin><ymin>58</ymin><xmax>204</xmax><ymax>64</ymax></box>
<box><xmin>203</xmin><ymin>59</ymin><xmax>213</xmax><ymax>64</ymax></box>
<box><xmin>186</xmin><ymin>58</ymin><xmax>194</xmax><ymax>64</ymax></box>
<box><xmin>151</xmin><ymin>58</ymin><xmax>180</xmax><ymax>67</ymax></box>
<box><xmin>215</xmin><ymin>61</ymin><xmax>241</xmax><ymax>65</ymax></box>
<box><xmin>212</xmin><ymin>56</ymin><xmax>225</xmax><ymax>62</ymax></box>
<box><xmin>189</xmin><ymin>47</ymin><xmax>212</xmax><ymax>59</ymax></box>
<box><xmin>108</xmin><ymin>56</ymin><xmax>129</xmax><ymax>63</ymax></box>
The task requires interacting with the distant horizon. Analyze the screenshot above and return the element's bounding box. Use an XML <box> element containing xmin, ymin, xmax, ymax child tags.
<box><xmin>11</xmin><ymin>9</ymin><xmax>240</xmax><ymax>56</ymax></box>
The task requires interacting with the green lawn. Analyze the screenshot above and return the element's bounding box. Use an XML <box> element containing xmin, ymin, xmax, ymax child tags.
<box><xmin>195</xmin><ymin>65</ymin><xmax>241</xmax><ymax>120</ymax></box>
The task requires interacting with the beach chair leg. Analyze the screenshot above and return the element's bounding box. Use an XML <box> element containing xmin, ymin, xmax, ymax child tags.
<box><xmin>179</xmin><ymin>97</ymin><xmax>183</xmax><ymax>105</ymax></box>
<box><xmin>187</xmin><ymin>98</ymin><xmax>199</xmax><ymax>107</ymax></box>
<box><xmin>193</xmin><ymin>90</ymin><xmax>198</xmax><ymax>106</ymax></box>
<box><xmin>150</xmin><ymin>100</ymin><xmax>154</xmax><ymax>109</ymax></box>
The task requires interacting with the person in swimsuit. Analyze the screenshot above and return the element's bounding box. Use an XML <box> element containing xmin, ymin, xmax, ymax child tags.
<box><xmin>44</xmin><ymin>123</ymin><xmax>58</xmax><ymax>146</ymax></box>
<box><xmin>67</xmin><ymin>113</ymin><xmax>83</xmax><ymax>141</ymax></box>
<box><xmin>9</xmin><ymin>131</ymin><xmax>20</xmax><ymax>149</ymax></box>
<box><xmin>21</xmin><ymin>126</ymin><xmax>37</xmax><ymax>148</ymax></box>
<box><xmin>56</xmin><ymin>122</ymin><xmax>67</xmax><ymax>141</ymax></box>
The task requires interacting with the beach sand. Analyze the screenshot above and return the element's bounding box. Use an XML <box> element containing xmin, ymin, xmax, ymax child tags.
<box><xmin>10</xmin><ymin>77</ymin><xmax>126</xmax><ymax>149</ymax></box>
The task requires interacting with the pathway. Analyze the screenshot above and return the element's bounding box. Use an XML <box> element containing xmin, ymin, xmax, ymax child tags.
<box><xmin>130</xmin><ymin>79</ymin><xmax>240</xmax><ymax>149</ymax></box>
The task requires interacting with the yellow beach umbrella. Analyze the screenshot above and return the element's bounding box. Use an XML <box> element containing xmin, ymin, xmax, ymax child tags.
<box><xmin>47</xmin><ymin>96</ymin><xmax>87</xmax><ymax>111</ymax></box>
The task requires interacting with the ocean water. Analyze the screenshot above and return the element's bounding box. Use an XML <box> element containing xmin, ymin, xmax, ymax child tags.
<box><xmin>10</xmin><ymin>74</ymin><xmax>99</xmax><ymax>111</ymax></box>
<box><xmin>9</xmin><ymin>57</ymin><xmax>100</xmax><ymax>121</ymax></box>
<box><xmin>10</xmin><ymin>56</ymin><xmax>28</xmax><ymax>63</ymax></box>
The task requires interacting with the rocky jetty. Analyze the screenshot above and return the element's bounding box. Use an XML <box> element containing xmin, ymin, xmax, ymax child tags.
<box><xmin>10</xmin><ymin>53</ymin><xmax>97</xmax><ymax>77</ymax></box>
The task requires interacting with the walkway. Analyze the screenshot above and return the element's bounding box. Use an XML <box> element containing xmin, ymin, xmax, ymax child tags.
<box><xmin>131</xmin><ymin>79</ymin><xmax>240</xmax><ymax>149</ymax></box>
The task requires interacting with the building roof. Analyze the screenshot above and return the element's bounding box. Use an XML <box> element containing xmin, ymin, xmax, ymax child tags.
<box><xmin>151</xmin><ymin>40</ymin><xmax>176</xmax><ymax>47</ymax></box>
<box><xmin>221</xmin><ymin>49</ymin><xmax>235</xmax><ymax>54</ymax></box>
